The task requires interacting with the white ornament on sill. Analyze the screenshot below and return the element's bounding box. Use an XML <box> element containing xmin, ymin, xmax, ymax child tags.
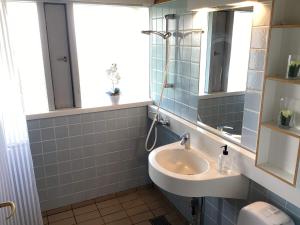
<box><xmin>106</xmin><ymin>63</ymin><xmax>121</xmax><ymax>96</ymax></box>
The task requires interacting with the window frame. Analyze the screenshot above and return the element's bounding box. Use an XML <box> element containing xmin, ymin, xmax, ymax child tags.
<box><xmin>36</xmin><ymin>1</ymin><xmax>82</xmax><ymax>110</ymax></box>
<box><xmin>9</xmin><ymin>0</ymin><xmax>150</xmax><ymax>115</ymax></box>
<box><xmin>36</xmin><ymin>1</ymin><xmax>55</xmax><ymax>111</ymax></box>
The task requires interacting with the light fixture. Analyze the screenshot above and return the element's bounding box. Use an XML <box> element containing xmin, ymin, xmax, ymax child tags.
<box><xmin>228</xmin><ymin>1</ymin><xmax>259</xmax><ymax>8</ymax></box>
<box><xmin>192</xmin><ymin>7</ymin><xmax>218</xmax><ymax>12</ymax></box>
<box><xmin>188</xmin><ymin>0</ymin><xmax>262</xmax><ymax>12</ymax></box>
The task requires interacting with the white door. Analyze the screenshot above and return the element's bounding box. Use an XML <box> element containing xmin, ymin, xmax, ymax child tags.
<box><xmin>44</xmin><ymin>3</ymin><xmax>74</xmax><ymax>109</ymax></box>
<box><xmin>0</xmin><ymin>1</ymin><xmax>43</xmax><ymax>224</ymax></box>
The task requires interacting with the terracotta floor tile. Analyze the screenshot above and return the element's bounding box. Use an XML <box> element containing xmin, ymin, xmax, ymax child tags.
<box><xmin>122</xmin><ymin>199</ymin><xmax>144</xmax><ymax>209</ymax></box>
<box><xmin>152</xmin><ymin>207</ymin><xmax>168</xmax><ymax>217</ymax></box>
<box><xmin>47</xmin><ymin>205</ymin><xmax>72</xmax><ymax>216</ymax></box>
<box><xmin>126</xmin><ymin>205</ymin><xmax>149</xmax><ymax>217</ymax></box>
<box><xmin>130</xmin><ymin>211</ymin><xmax>154</xmax><ymax>224</ymax></box>
<box><xmin>77</xmin><ymin>218</ymin><xmax>104</xmax><ymax>225</ymax></box>
<box><xmin>146</xmin><ymin>200</ymin><xmax>166</xmax><ymax>210</ymax></box>
<box><xmin>44</xmin><ymin>187</ymin><xmax>188</xmax><ymax>225</ymax></box>
<box><xmin>103</xmin><ymin>211</ymin><xmax>128</xmax><ymax>223</ymax></box>
<box><xmin>73</xmin><ymin>204</ymin><xmax>98</xmax><ymax>216</ymax></box>
<box><xmin>118</xmin><ymin>193</ymin><xmax>138</xmax><ymax>203</ymax></box>
<box><xmin>141</xmin><ymin>195</ymin><xmax>162</xmax><ymax>204</ymax></box>
<box><xmin>137</xmin><ymin>189</ymin><xmax>160</xmax><ymax>197</ymax></box>
<box><xmin>106</xmin><ymin>218</ymin><xmax>132</xmax><ymax>225</ymax></box>
<box><xmin>48</xmin><ymin>210</ymin><xmax>73</xmax><ymax>223</ymax></box>
<box><xmin>95</xmin><ymin>194</ymin><xmax>116</xmax><ymax>203</ymax></box>
<box><xmin>99</xmin><ymin>203</ymin><xmax>123</xmax><ymax>216</ymax></box>
<box><xmin>116</xmin><ymin>188</ymin><xmax>137</xmax><ymax>197</ymax></box>
<box><xmin>50</xmin><ymin>217</ymin><xmax>76</xmax><ymax>225</ymax></box>
<box><xmin>43</xmin><ymin>216</ymin><xmax>48</xmax><ymax>225</ymax></box>
<box><xmin>97</xmin><ymin>199</ymin><xmax>119</xmax><ymax>209</ymax></box>
<box><xmin>72</xmin><ymin>200</ymin><xmax>95</xmax><ymax>209</ymax></box>
<box><xmin>75</xmin><ymin>211</ymin><xmax>101</xmax><ymax>223</ymax></box>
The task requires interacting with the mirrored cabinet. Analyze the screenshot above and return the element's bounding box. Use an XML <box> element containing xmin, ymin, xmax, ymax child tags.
<box><xmin>194</xmin><ymin>1</ymin><xmax>272</xmax><ymax>153</ymax></box>
<box><xmin>256</xmin><ymin>0</ymin><xmax>300</xmax><ymax>186</ymax></box>
<box><xmin>197</xmin><ymin>7</ymin><xmax>254</xmax><ymax>144</ymax></box>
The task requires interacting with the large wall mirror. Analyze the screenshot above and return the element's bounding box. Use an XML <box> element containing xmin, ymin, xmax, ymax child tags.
<box><xmin>197</xmin><ymin>7</ymin><xmax>254</xmax><ymax>146</ymax></box>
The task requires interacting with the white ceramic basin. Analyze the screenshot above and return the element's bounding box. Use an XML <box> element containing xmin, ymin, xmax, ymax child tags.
<box><xmin>149</xmin><ymin>142</ymin><xmax>249</xmax><ymax>199</ymax></box>
<box><xmin>155</xmin><ymin>148</ymin><xmax>209</xmax><ymax>176</ymax></box>
<box><xmin>231</xmin><ymin>134</ymin><xmax>241</xmax><ymax>141</ymax></box>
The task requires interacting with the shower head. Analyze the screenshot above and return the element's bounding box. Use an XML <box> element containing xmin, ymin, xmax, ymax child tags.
<box><xmin>165</xmin><ymin>14</ymin><xmax>176</xmax><ymax>20</ymax></box>
<box><xmin>141</xmin><ymin>30</ymin><xmax>172</xmax><ymax>39</ymax></box>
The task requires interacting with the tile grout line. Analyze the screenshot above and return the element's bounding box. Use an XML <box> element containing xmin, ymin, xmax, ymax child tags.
<box><xmin>94</xmin><ymin>200</ymin><xmax>104</xmax><ymax>225</ymax></box>
<box><xmin>119</xmin><ymin>193</ymin><xmax>137</xmax><ymax>225</ymax></box>
<box><xmin>71</xmin><ymin>208</ymin><xmax>77</xmax><ymax>225</ymax></box>
<box><xmin>114</xmin><ymin>196</ymin><xmax>133</xmax><ymax>225</ymax></box>
<box><xmin>44</xmin><ymin>186</ymin><xmax>187</xmax><ymax>225</ymax></box>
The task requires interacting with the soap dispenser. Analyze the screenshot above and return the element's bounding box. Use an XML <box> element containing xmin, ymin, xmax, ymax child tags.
<box><xmin>218</xmin><ymin>145</ymin><xmax>231</xmax><ymax>174</ymax></box>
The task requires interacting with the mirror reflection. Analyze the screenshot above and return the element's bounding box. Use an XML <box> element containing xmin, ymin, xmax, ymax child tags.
<box><xmin>197</xmin><ymin>7</ymin><xmax>254</xmax><ymax>142</ymax></box>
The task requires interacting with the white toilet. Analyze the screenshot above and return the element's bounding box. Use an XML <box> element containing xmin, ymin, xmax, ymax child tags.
<box><xmin>237</xmin><ymin>202</ymin><xmax>295</xmax><ymax>225</ymax></box>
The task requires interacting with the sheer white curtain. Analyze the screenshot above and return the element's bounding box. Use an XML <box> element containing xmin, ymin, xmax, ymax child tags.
<box><xmin>0</xmin><ymin>0</ymin><xmax>43</xmax><ymax>224</ymax></box>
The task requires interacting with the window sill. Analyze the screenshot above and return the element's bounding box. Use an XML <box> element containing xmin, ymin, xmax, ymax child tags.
<box><xmin>199</xmin><ymin>91</ymin><xmax>245</xmax><ymax>99</ymax></box>
<box><xmin>26</xmin><ymin>97</ymin><xmax>153</xmax><ymax>121</ymax></box>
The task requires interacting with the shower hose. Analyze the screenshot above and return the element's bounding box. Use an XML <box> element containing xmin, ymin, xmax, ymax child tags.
<box><xmin>145</xmin><ymin>58</ymin><xmax>170</xmax><ymax>152</ymax></box>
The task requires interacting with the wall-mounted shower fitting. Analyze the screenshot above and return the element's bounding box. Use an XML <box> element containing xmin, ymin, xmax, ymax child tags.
<box><xmin>143</xmin><ymin>14</ymin><xmax>177</xmax><ymax>152</ymax></box>
<box><xmin>141</xmin><ymin>13</ymin><xmax>176</xmax><ymax>88</ymax></box>
<box><xmin>163</xmin><ymin>14</ymin><xmax>176</xmax><ymax>89</ymax></box>
<box><xmin>141</xmin><ymin>30</ymin><xmax>171</xmax><ymax>39</ymax></box>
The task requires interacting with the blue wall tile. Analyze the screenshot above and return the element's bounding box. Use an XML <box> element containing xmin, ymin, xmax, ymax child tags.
<box><xmin>27</xmin><ymin>107</ymin><xmax>150</xmax><ymax>211</ymax></box>
<box><xmin>150</xmin><ymin>1</ymin><xmax>200</xmax><ymax>124</ymax></box>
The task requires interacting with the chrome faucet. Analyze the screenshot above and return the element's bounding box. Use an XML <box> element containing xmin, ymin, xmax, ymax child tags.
<box><xmin>180</xmin><ymin>132</ymin><xmax>190</xmax><ymax>149</ymax></box>
<box><xmin>156</xmin><ymin>114</ymin><xmax>170</xmax><ymax>126</ymax></box>
<box><xmin>148</xmin><ymin>111</ymin><xmax>170</xmax><ymax>127</ymax></box>
<box><xmin>217</xmin><ymin>126</ymin><xmax>234</xmax><ymax>132</ymax></box>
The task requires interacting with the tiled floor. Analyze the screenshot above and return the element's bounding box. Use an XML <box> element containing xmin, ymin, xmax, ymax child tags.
<box><xmin>42</xmin><ymin>186</ymin><xmax>188</xmax><ymax>225</ymax></box>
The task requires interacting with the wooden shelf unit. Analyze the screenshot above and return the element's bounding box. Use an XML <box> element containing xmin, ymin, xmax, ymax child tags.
<box><xmin>256</xmin><ymin>0</ymin><xmax>300</xmax><ymax>186</ymax></box>
<box><xmin>261</xmin><ymin>122</ymin><xmax>300</xmax><ymax>139</ymax></box>
<box><xmin>256</xmin><ymin>125</ymin><xmax>300</xmax><ymax>186</ymax></box>
<box><xmin>257</xmin><ymin>163</ymin><xmax>295</xmax><ymax>184</ymax></box>
<box><xmin>272</xmin><ymin>24</ymin><xmax>300</xmax><ymax>29</ymax></box>
<box><xmin>267</xmin><ymin>28</ymin><xmax>300</xmax><ymax>76</ymax></box>
<box><xmin>267</xmin><ymin>76</ymin><xmax>300</xmax><ymax>85</ymax></box>
<box><xmin>257</xmin><ymin>162</ymin><xmax>295</xmax><ymax>185</ymax></box>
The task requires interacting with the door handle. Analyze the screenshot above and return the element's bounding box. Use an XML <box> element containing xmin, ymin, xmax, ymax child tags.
<box><xmin>0</xmin><ymin>201</ymin><xmax>16</xmax><ymax>220</ymax></box>
<box><xmin>56</xmin><ymin>56</ymin><xmax>68</xmax><ymax>62</ymax></box>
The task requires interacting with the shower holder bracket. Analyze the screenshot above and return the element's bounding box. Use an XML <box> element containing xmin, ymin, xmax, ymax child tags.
<box><xmin>164</xmin><ymin>83</ymin><xmax>174</xmax><ymax>88</ymax></box>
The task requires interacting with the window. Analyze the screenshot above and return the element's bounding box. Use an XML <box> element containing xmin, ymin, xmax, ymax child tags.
<box><xmin>7</xmin><ymin>2</ymin><xmax>49</xmax><ymax>114</ymax></box>
<box><xmin>73</xmin><ymin>4</ymin><xmax>149</xmax><ymax>107</ymax></box>
<box><xmin>5</xmin><ymin>2</ymin><xmax>150</xmax><ymax>114</ymax></box>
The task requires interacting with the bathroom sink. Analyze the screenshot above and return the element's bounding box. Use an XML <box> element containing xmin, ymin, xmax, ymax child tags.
<box><xmin>148</xmin><ymin>142</ymin><xmax>249</xmax><ymax>199</ymax></box>
<box><xmin>155</xmin><ymin>148</ymin><xmax>209</xmax><ymax>175</ymax></box>
<box><xmin>231</xmin><ymin>134</ymin><xmax>241</xmax><ymax>140</ymax></box>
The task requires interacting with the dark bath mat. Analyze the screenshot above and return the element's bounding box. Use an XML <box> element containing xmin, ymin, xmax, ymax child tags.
<box><xmin>149</xmin><ymin>215</ymin><xmax>172</xmax><ymax>225</ymax></box>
